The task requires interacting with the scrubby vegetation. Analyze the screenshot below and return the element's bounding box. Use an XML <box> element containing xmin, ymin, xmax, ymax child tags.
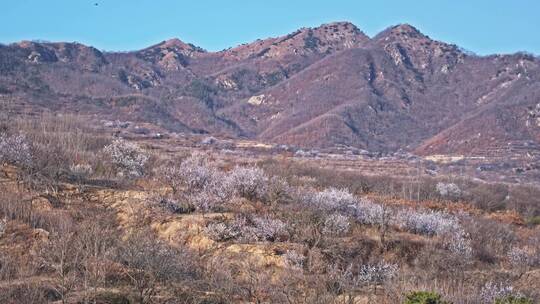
<box><xmin>404</xmin><ymin>291</ymin><xmax>450</xmax><ymax>304</ymax></box>
<box><xmin>0</xmin><ymin>114</ymin><xmax>539</xmax><ymax>303</ymax></box>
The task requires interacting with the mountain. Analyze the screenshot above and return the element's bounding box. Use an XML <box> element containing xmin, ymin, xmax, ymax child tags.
<box><xmin>1</xmin><ymin>22</ymin><xmax>539</xmax><ymax>156</ymax></box>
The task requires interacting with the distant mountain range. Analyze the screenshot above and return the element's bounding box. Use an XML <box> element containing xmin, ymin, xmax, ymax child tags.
<box><xmin>1</xmin><ymin>22</ymin><xmax>539</xmax><ymax>155</ymax></box>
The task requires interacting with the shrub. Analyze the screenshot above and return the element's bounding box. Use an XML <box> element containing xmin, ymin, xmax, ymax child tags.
<box><xmin>69</xmin><ymin>163</ymin><xmax>93</xmax><ymax>188</ymax></box>
<box><xmin>357</xmin><ymin>261</ymin><xmax>398</xmax><ymax>285</ymax></box>
<box><xmin>187</xmin><ymin>188</ymin><xmax>228</xmax><ymax>212</ymax></box>
<box><xmin>308</xmin><ymin>187</ymin><xmax>357</xmax><ymax>211</ymax></box>
<box><xmin>404</xmin><ymin>291</ymin><xmax>450</xmax><ymax>304</ymax></box>
<box><xmin>206</xmin><ymin>216</ymin><xmax>287</xmax><ymax>242</ymax></box>
<box><xmin>167</xmin><ymin>155</ymin><xmax>234</xmax><ymax>212</ymax></box>
<box><xmin>526</xmin><ymin>216</ymin><xmax>540</xmax><ymax>226</ymax></box>
<box><xmin>0</xmin><ymin>282</ymin><xmax>54</xmax><ymax>303</ymax></box>
<box><xmin>160</xmin><ymin>155</ymin><xmax>275</xmax><ymax>212</ymax></box>
<box><xmin>507</xmin><ymin>247</ymin><xmax>537</xmax><ymax>271</ymax></box>
<box><xmin>248</xmin><ymin>216</ymin><xmax>287</xmax><ymax>242</ymax></box>
<box><xmin>157</xmin><ymin>197</ymin><xmax>194</xmax><ymax>214</ymax></box>
<box><xmin>468</xmin><ymin>183</ymin><xmax>509</xmax><ymax>212</ymax></box>
<box><xmin>464</xmin><ymin>218</ymin><xmax>516</xmax><ymax>263</ymax></box>
<box><xmin>0</xmin><ymin>251</ymin><xmax>18</xmax><ymax>281</ymax></box>
<box><xmin>265</xmin><ymin>176</ymin><xmax>293</xmax><ymax>204</ymax></box>
<box><xmin>69</xmin><ymin>163</ymin><xmax>93</xmax><ymax>177</ymax></box>
<box><xmin>103</xmin><ymin>139</ymin><xmax>148</xmax><ymax>178</ymax></box>
<box><xmin>322</xmin><ymin>214</ymin><xmax>350</xmax><ymax>236</ymax></box>
<box><xmin>0</xmin><ymin>218</ymin><xmax>6</xmax><ymax>237</ymax></box>
<box><xmin>436</xmin><ymin>182</ymin><xmax>462</xmax><ymax>199</ymax></box>
<box><xmin>205</xmin><ymin>221</ymin><xmax>242</xmax><ymax>242</ymax></box>
<box><xmin>227</xmin><ymin>166</ymin><xmax>268</xmax><ymax>201</ymax></box>
<box><xmin>494</xmin><ymin>296</ymin><xmax>533</xmax><ymax>304</ymax></box>
<box><xmin>175</xmin><ymin>154</ymin><xmax>219</xmax><ymax>193</ymax></box>
<box><xmin>185</xmin><ymin>79</ymin><xmax>215</xmax><ymax>107</ymax></box>
<box><xmin>351</xmin><ymin>198</ymin><xmax>386</xmax><ymax>226</ymax></box>
<box><xmin>480</xmin><ymin>282</ymin><xmax>516</xmax><ymax>304</ymax></box>
<box><xmin>444</xmin><ymin>227</ymin><xmax>473</xmax><ymax>259</ymax></box>
<box><xmin>397</xmin><ymin>209</ymin><xmax>472</xmax><ymax>258</ymax></box>
<box><xmin>303</xmin><ymin>30</ymin><xmax>320</xmax><ymax>50</ymax></box>
<box><xmin>0</xmin><ymin>133</ymin><xmax>33</xmax><ymax>167</ymax></box>
<box><xmin>157</xmin><ymin>163</ymin><xmax>184</xmax><ymax>194</ymax></box>
<box><xmin>396</xmin><ymin>209</ymin><xmax>457</xmax><ymax>236</ymax></box>
<box><xmin>93</xmin><ymin>292</ymin><xmax>130</xmax><ymax>304</ymax></box>
<box><xmin>283</xmin><ymin>250</ymin><xmax>305</xmax><ymax>270</ymax></box>
<box><xmin>506</xmin><ymin>186</ymin><xmax>540</xmax><ymax>218</ymax></box>
<box><xmin>4</xmin><ymin>114</ymin><xmax>110</xmax><ymax>189</ymax></box>
<box><xmin>116</xmin><ymin>232</ymin><xmax>198</xmax><ymax>304</ymax></box>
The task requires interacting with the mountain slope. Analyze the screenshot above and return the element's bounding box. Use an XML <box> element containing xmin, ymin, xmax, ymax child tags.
<box><xmin>1</xmin><ymin>22</ymin><xmax>539</xmax><ymax>155</ymax></box>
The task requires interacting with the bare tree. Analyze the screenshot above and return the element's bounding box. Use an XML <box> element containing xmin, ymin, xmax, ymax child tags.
<box><xmin>76</xmin><ymin>218</ymin><xmax>119</xmax><ymax>304</ymax></box>
<box><xmin>116</xmin><ymin>231</ymin><xmax>197</xmax><ymax>304</ymax></box>
<box><xmin>40</xmin><ymin>230</ymin><xmax>82</xmax><ymax>304</ymax></box>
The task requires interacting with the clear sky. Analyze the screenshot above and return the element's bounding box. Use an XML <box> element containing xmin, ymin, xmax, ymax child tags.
<box><xmin>1</xmin><ymin>0</ymin><xmax>539</xmax><ymax>55</ymax></box>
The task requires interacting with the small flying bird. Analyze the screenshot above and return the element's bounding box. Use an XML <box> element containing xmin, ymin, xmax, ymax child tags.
<box><xmin>94</xmin><ymin>2</ymin><xmax>99</xmax><ymax>6</ymax></box>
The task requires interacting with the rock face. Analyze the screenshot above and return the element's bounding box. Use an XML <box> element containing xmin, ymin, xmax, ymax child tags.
<box><xmin>136</xmin><ymin>38</ymin><xmax>205</xmax><ymax>71</ymax></box>
<box><xmin>247</xmin><ymin>95</ymin><xmax>266</xmax><ymax>106</ymax></box>
<box><xmin>222</xmin><ymin>21</ymin><xmax>370</xmax><ymax>60</ymax></box>
<box><xmin>1</xmin><ymin>22</ymin><xmax>539</xmax><ymax>155</ymax></box>
<box><xmin>15</xmin><ymin>41</ymin><xmax>108</xmax><ymax>68</ymax></box>
<box><xmin>374</xmin><ymin>24</ymin><xmax>465</xmax><ymax>73</ymax></box>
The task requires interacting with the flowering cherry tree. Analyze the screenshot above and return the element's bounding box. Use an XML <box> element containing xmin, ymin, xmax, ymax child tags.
<box><xmin>444</xmin><ymin>227</ymin><xmax>473</xmax><ymax>259</ymax></box>
<box><xmin>170</xmin><ymin>155</ymin><xmax>234</xmax><ymax>211</ymax></box>
<box><xmin>436</xmin><ymin>182</ymin><xmax>462</xmax><ymax>199</ymax></box>
<box><xmin>103</xmin><ymin>139</ymin><xmax>148</xmax><ymax>178</ymax></box>
<box><xmin>0</xmin><ymin>133</ymin><xmax>33</xmax><ymax>167</ymax></box>
<box><xmin>323</xmin><ymin>213</ymin><xmax>350</xmax><ymax>236</ymax></box>
<box><xmin>205</xmin><ymin>215</ymin><xmax>287</xmax><ymax>242</ymax></box>
<box><xmin>308</xmin><ymin>187</ymin><xmax>357</xmax><ymax>211</ymax></box>
<box><xmin>351</xmin><ymin>198</ymin><xmax>386</xmax><ymax>225</ymax></box>
<box><xmin>248</xmin><ymin>216</ymin><xmax>287</xmax><ymax>242</ymax></box>
<box><xmin>480</xmin><ymin>282</ymin><xmax>518</xmax><ymax>304</ymax></box>
<box><xmin>329</xmin><ymin>260</ymin><xmax>398</xmax><ymax>299</ymax></box>
<box><xmin>507</xmin><ymin>246</ymin><xmax>537</xmax><ymax>276</ymax></box>
<box><xmin>227</xmin><ymin>166</ymin><xmax>268</xmax><ymax>201</ymax></box>
<box><xmin>396</xmin><ymin>209</ymin><xmax>457</xmax><ymax>236</ymax></box>
<box><xmin>205</xmin><ymin>221</ymin><xmax>242</xmax><ymax>241</ymax></box>
<box><xmin>357</xmin><ymin>261</ymin><xmax>398</xmax><ymax>285</ymax></box>
<box><xmin>176</xmin><ymin>154</ymin><xmax>220</xmax><ymax>192</ymax></box>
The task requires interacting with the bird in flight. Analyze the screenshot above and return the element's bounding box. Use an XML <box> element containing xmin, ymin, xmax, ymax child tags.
<box><xmin>94</xmin><ymin>2</ymin><xmax>99</xmax><ymax>6</ymax></box>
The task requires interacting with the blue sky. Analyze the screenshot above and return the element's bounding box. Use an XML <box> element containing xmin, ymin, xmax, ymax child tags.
<box><xmin>1</xmin><ymin>0</ymin><xmax>539</xmax><ymax>55</ymax></box>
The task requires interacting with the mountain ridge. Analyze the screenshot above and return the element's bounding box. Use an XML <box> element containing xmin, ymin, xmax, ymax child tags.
<box><xmin>1</xmin><ymin>21</ymin><xmax>539</xmax><ymax>156</ymax></box>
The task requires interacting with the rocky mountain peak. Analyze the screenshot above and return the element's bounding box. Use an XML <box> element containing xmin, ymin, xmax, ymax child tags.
<box><xmin>374</xmin><ymin>23</ymin><xmax>429</xmax><ymax>45</ymax></box>
<box><xmin>308</xmin><ymin>21</ymin><xmax>370</xmax><ymax>48</ymax></box>
<box><xmin>156</xmin><ymin>38</ymin><xmax>206</xmax><ymax>53</ymax></box>
<box><xmin>225</xmin><ymin>21</ymin><xmax>370</xmax><ymax>60</ymax></box>
<box><xmin>312</xmin><ymin>21</ymin><xmax>366</xmax><ymax>37</ymax></box>
<box><xmin>374</xmin><ymin>23</ymin><xmax>464</xmax><ymax>72</ymax></box>
<box><xmin>11</xmin><ymin>40</ymin><xmax>107</xmax><ymax>68</ymax></box>
<box><xmin>389</xmin><ymin>24</ymin><xmax>424</xmax><ymax>37</ymax></box>
<box><xmin>136</xmin><ymin>38</ymin><xmax>205</xmax><ymax>70</ymax></box>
